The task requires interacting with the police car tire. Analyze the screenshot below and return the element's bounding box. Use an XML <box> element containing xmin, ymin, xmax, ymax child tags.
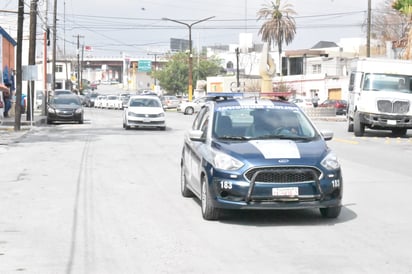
<box><xmin>320</xmin><ymin>206</ymin><xmax>341</xmax><ymax>218</ymax></box>
<box><xmin>201</xmin><ymin>177</ymin><xmax>220</xmax><ymax>220</ymax></box>
<box><xmin>180</xmin><ymin>165</ymin><xmax>194</xmax><ymax>198</ymax></box>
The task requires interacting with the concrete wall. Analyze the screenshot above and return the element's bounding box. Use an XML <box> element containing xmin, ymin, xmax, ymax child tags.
<box><xmin>304</xmin><ymin>107</ymin><xmax>336</xmax><ymax>117</ymax></box>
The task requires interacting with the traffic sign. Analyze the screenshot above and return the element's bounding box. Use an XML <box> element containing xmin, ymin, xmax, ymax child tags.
<box><xmin>138</xmin><ymin>60</ymin><xmax>152</xmax><ymax>72</ymax></box>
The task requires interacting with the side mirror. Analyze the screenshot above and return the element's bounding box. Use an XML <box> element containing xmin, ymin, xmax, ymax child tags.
<box><xmin>189</xmin><ymin>130</ymin><xmax>205</xmax><ymax>142</ymax></box>
<box><xmin>320</xmin><ymin>130</ymin><xmax>334</xmax><ymax>141</ymax></box>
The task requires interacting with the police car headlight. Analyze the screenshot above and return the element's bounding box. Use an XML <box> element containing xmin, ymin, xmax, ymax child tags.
<box><xmin>321</xmin><ymin>152</ymin><xmax>340</xmax><ymax>170</ymax></box>
<box><xmin>213</xmin><ymin>150</ymin><xmax>244</xmax><ymax>171</ymax></box>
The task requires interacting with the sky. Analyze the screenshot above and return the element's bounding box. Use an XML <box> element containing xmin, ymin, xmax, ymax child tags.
<box><xmin>1</xmin><ymin>0</ymin><xmax>387</xmax><ymax>58</ymax></box>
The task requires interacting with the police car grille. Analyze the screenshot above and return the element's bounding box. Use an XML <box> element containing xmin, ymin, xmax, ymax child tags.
<box><xmin>244</xmin><ymin>167</ymin><xmax>320</xmax><ymax>183</ymax></box>
<box><xmin>377</xmin><ymin>100</ymin><xmax>409</xmax><ymax>114</ymax></box>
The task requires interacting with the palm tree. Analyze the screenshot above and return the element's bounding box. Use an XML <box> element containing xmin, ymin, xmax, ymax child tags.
<box><xmin>257</xmin><ymin>0</ymin><xmax>297</xmax><ymax>75</ymax></box>
<box><xmin>392</xmin><ymin>0</ymin><xmax>412</xmax><ymax>58</ymax></box>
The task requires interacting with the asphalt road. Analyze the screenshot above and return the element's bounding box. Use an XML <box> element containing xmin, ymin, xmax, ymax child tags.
<box><xmin>0</xmin><ymin>88</ymin><xmax>412</xmax><ymax>273</ymax></box>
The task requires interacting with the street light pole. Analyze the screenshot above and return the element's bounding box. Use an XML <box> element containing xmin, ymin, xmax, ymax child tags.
<box><xmin>148</xmin><ymin>52</ymin><xmax>164</xmax><ymax>88</ymax></box>
<box><xmin>366</xmin><ymin>0</ymin><xmax>371</xmax><ymax>57</ymax></box>
<box><xmin>162</xmin><ymin>16</ymin><xmax>215</xmax><ymax>101</ymax></box>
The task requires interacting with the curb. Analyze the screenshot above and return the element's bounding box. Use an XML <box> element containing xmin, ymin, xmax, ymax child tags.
<box><xmin>310</xmin><ymin>116</ymin><xmax>347</xmax><ymax>122</ymax></box>
<box><xmin>0</xmin><ymin>116</ymin><xmax>46</xmax><ymax>131</ymax></box>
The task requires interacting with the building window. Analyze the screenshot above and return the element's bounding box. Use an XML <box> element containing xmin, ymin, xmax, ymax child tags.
<box><xmin>312</xmin><ymin>64</ymin><xmax>321</xmax><ymax>74</ymax></box>
<box><xmin>56</xmin><ymin>65</ymin><xmax>63</xmax><ymax>73</ymax></box>
<box><xmin>289</xmin><ymin>57</ymin><xmax>303</xmax><ymax>75</ymax></box>
<box><xmin>310</xmin><ymin>89</ymin><xmax>319</xmax><ymax>97</ymax></box>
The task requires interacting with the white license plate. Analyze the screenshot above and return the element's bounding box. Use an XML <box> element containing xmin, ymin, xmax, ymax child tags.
<box><xmin>272</xmin><ymin>187</ymin><xmax>299</xmax><ymax>196</ymax></box>
<box><xmin>387</xmin><ymin>120</ymin><xmax>396</xmax><ymax>125</ymax></box>
<box><xmin>143</xmin><ymin>118</ymin><xmax>151</xmax><ymax>123</ymax></box>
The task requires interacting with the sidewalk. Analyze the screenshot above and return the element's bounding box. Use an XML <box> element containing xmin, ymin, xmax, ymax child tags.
<box><xmin>0</xmin><ymin>111</ymin><xmax>46</xmax><ymax>131</ymax></box>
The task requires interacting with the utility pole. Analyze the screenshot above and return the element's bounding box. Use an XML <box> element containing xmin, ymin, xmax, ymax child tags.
<box><xmin>80</xmin><ymin>44</ymin><xmax>84</xmax><ymax>93</ymax></box>
<box><xmin>75</xmin><ymin>35</ymin><xmax>84</xmax><ymax>93</ymax></box>
<box><xmin>15</xmin><ymin>0</ymin><xmax>24</xmax><ymax>131</ymax></box>
<box><xmin>77</xmin><ymin>35</ymin><xmax>80</xmax><ymax>93</ymax></box>
<box><xmin>51</xmin><ymin>0</ymin><xmax>57</xmax><ymax>94</ymax></box>
<box><xmin>27</xmin><ymin>0</ymin><xmax>38</xmax><ymax>122</ymax></box>
<box><xmin>367</xmin><ymin>0</ymin><xmax>371</xmax><ymax>57</ymax></box>
<box><xmin>42</xmin><ymin>0</ymin><xmax>49</xmax><ymax>116</ymax></box>
<box><xmin>162</xmin><ymin>16</ymin><xmax>215</xmax><ymax>101</ymax></box>
<box><xmin>235</xmin><ymin>48</ymin><xmax>240</xmax><ymax>92</ymax></box>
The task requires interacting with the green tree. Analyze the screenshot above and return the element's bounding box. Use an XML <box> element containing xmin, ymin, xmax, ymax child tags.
<box><xmin>371</xmin><ymin>0</ymin><xmax>407</xmax><ymax>44</ymax></box>
<box><xmin>257</xmin><ymin>0</ymin><xmax>297</xmax><ymax>75</ymax></box>
<box><xmin>154</xmin><ymin>52</ymin><xmax>221</xmax><ymax>95</ymax></box>
<box><xmin>392</xmin><ymin>0</ymin><xmax>412</xmax><ymax>59</ymax></box>
<box><xmin>193</xmin><ymin>55</ymin><xmax>222</xmax><ymax>82</ymax></box>
<box><xmin>393</xmin><ymin>0</ymin><xmax>412</xmax><ymax>15</ymax></box>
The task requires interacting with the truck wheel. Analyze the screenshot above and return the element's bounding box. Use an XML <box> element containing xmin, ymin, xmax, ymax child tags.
<box><xmin>353</xmin><ymin>112</ymin><xmax>365</xmax><ymax>137</ymax></box>
<box><xmin>392</xmin><ymin>128</ymin><xmax>407</xmax><ymax>136</ymax></box>
<box><xmin>347</xmin><ymin>118</ymin><xmax>354</xmax><ymax>132</ymax></box>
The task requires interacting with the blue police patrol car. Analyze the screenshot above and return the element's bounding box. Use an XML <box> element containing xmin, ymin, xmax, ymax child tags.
<box><xmin>180</xmin><ymin>95</ymin><xmax>343</xmax><ymax>220</ymax></box>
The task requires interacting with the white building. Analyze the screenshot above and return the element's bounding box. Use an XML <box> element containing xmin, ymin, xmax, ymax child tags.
<box><xmin>204</xmin><ymin>34</ymin><xmax>388</xmax><ymax>103</ymax></box>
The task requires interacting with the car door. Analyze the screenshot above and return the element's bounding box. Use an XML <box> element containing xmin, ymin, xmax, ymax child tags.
<box><xmin>185</xmin><ymin>107</ymin><xmax>209</xmax><ymax>195</ymax></box>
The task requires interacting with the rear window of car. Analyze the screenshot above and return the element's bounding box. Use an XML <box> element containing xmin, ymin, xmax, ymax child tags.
<box><xmin>165</xmin><ymin>96</ymin><xmax>179</xmax><ymax>100</ymax></box>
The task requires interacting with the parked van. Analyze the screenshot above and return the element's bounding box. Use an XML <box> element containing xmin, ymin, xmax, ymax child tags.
<box><xmin>347</xmin><ymin>58</ymin><xmax>412</xmax><ymax>136</ymax></box>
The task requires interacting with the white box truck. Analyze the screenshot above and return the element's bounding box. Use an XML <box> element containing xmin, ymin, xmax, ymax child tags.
<box><xmin>347</xmin><ymin>58</ymin><xmax>412</xmax><ymax>136</ymax></box>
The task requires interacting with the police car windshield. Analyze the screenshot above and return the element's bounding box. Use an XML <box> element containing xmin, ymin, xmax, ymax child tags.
<box><xmin>213</xmin><ymin>106</ymin><xmax>317</xmax><ymax>140</ymax></box>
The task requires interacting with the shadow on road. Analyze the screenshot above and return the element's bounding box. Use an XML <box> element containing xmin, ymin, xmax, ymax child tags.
<box><xmin>191</xmin><ymin>198</ymin><xmax>356</xmax><ymax>226</ymax></box>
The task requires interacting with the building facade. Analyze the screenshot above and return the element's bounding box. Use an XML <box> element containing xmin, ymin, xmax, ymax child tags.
<box><xmin>0</xmin><ymin>26</ymin><xmax>16</xmax><ymax>89</ymax></box>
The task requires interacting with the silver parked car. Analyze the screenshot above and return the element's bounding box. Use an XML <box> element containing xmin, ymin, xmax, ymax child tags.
<box><xmin>161</xmin><ymin>95</ymin><xmax>180</xmax><ymax>109</ymax></box>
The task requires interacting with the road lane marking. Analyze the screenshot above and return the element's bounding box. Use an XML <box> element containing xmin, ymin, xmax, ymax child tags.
<box><xmin>333</xmin><ymin>138</ymin><xmax>359</xmax><ymax>145</ymax></box>
<box><xmin>333</xmin><ymin>136</ymin><xmax>412</xmax><ymax>145</ymax></box>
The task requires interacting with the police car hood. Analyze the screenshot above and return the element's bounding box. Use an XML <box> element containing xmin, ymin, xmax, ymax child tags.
<box><xmin>212</xmin><ymin>138</ymin><xmax>329</xmax><ymax>165</ymax></box>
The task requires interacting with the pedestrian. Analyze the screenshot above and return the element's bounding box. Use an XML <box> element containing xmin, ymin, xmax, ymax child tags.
<box><xmin>312</xmin><ymin>93</ymin><xmax>320</xmax><ymax>108</ymax></box>
<box><xmin>1</xmin><ymin>85</ymin><xmax>11</xmax><ymax>117</ymax></box>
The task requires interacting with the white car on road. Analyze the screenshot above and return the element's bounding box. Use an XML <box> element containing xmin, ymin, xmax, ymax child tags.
<box><xmin>177</xmin><ymin>97</ymin><xmax>209</xmax><ymax>115</ymax></box>
<box><xmin>106</xmin><ymin>94</ymin><xmax>123</xmax><ymax>109</ymax></box>
<box><xmin>123</xmin><ymin>95</ymin><xmax>166</xmax><ymax>130</ymax></box>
